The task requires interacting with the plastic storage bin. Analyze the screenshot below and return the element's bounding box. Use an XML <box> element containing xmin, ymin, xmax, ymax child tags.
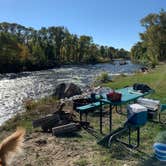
<box><xmin>153</xmin><ymin>143</ymin><xmax>166</xmax><ymax>161</ymax></box>
<box><xmin>137</xmin><ymin>98</ymin><xmax>160</xmax><ymax>111</ymax></box>
<box><xmin>127</xmin><ymin>104</ymin><xmax>147</xmax><ymax>126</ymax></box>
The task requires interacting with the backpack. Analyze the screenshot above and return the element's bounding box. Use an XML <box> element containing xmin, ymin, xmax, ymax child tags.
<box><xmin>133</xmin><ymin>83</ymin><xmax>151</xmax><ymax>93</ymax></box>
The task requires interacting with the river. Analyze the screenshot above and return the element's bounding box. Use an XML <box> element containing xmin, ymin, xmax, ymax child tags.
<box><xmin>0</xmin><ymin>60</ymin><xmax>141</xmax><ymax>125</ymax></box>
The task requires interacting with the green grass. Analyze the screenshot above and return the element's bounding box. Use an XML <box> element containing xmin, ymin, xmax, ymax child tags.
<box><xmin>95</xmin><ymin>72</ymin><xmax>111</xmax><ymax>84</ymax></box>
<box><xmin>74</xmin><ymin>159</ymin><xmax>89</xmax><ymax>166</ymax></box>
<box><xmin>0</xmin><ymin>96</ymin><xmax>58</xmax><ymax>132</ymax></box>
<box><xmin>25</xmin><ymin>96</ymin><xmax>58</xmax><ymax>110</ymax></box>
<box><xmin>0</xmin><ymin>63</ymin><xmax>166</xmax><ymax>165</ymax></box>
<box><xmin>104</xmin><ymin>64</ymin><xmax>166</xmax><ymax>103</ymax></box>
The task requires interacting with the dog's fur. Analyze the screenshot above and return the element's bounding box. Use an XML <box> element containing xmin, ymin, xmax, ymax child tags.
<box><xmin>0</xmin><ymin>128</ymin><xmax>25</xmax><ymax>166</ymax></box>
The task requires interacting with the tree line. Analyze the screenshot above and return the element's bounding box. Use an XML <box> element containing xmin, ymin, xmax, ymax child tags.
<box><xmin>130</xmin><ymin>10</ymin><xmax>166</xmax><ymax>67</ymax></box>
<box><xmin>0</xmin><ymin>22</ymin><xmax>129</xmax><ymax>73</ymax></box>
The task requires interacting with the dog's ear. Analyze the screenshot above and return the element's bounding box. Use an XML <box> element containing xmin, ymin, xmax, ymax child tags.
<box><xmin>0</xmin><ymin>128</ymin><xmax>25</xmax><ymax>165</ymax></box>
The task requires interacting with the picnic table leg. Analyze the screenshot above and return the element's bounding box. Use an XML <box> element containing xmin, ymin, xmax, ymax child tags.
<box><xmin>80</xmin><ymin>112</ymin><xmax>82</xmax><ymax>122</ymax></box>
<box><xmin>85</xmin><ymin>112</ymin><xmax>88</xmax><ymax>122</ymax></box>
<box><xmin>109</xmin><ymin>104</ymin><xmax>113</xmax><ymax>133</ymax></box>
<box><xmin>128</xmin><ymin>128</ymin><xmax>131</xmax><ymax>145</ymax></box>
<box><xmin>130</xmin><ymin>127</ymin><xmax>140</xmax><ymax>149</ymax></box>
<box><xmin>100</xmin><ymin>100</ymin><xmax>103</xmax><ymax>134</ymax></box>
<box><xmin>137</xmin><ymin>127</ymin><xmax>140</xmax><ymax>148</ymax></box>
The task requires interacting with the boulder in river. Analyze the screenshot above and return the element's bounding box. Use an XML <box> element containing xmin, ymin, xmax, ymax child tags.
<box><xmin>53</xmin><ymin>83</ymin><xmax>82</xmax><ymax>99</ymax></box>
<box><xmin>119</xmin><ymin>61</ymin><xmax>127</xmax><ymax>65</ymax></box>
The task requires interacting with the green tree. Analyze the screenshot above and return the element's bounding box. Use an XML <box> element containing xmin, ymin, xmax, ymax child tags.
<box><xmin>0</xmin><ymin>22</ymin><xmax>129</xmax><ymax>73</ymax></box>
<box><xmin>131</xmin><ymin>10</ymin><xmax>166</xmax><ymax>67</ymax></box>
<box><xmin>0</xmin><ymin>32</ymin><xmax>30</xmax><ymax>72</ymax></box>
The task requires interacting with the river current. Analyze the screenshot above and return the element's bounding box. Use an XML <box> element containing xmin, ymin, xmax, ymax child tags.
<box><xmin>0</xmin><ymin>60</ymin><xmax>141</xmax><ymax>125</ymax></box>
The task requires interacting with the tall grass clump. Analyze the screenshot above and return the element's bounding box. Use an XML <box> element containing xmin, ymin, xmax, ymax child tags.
<box><xmin>155</xmin><ymin>131</ymin><xmax>166</xmax><ymax>144</ymax></box>
<box><xmin>95</xmin><ymin>72</ymin><xmax>111</xmax><ymax>84</ymax></box>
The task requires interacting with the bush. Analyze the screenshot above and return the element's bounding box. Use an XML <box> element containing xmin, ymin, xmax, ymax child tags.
<box><xmin>74</xmin><ymin>159</ymin><xmax>89</xmax><ymax>166</ymax></box>
<box><xmin>24</xmin><ymin>96</ymin><xmax>58</xmax><ymax>110</ymax></box>
<box><xmin>96</xmin><ymin>72</ymin><xmax>111</xmax><ymax>83</ymax></box>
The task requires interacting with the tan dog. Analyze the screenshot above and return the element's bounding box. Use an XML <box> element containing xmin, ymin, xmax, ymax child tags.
<box><xmin>0</xmin><ymin>128</ymin><xmax>25</xmax><ymax>166</ymax></box>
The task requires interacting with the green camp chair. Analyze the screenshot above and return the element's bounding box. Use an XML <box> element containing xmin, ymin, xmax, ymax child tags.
<box><xmin>159</xmin><ymin>104</ymin><xmax>166</xmax><ymax>124</ymax></box>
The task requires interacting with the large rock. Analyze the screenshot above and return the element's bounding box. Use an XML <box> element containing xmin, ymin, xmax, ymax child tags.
<box><xmin>53</xmin><ymin>83</ymin><xmax>82</xmax><ymax>99</ymax></box>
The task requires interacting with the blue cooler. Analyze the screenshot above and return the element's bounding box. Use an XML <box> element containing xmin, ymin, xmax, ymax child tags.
<box><xmin>127</xmin><ymin>104</ymin><xmax>148</xmax><ymax>126</ymax></box>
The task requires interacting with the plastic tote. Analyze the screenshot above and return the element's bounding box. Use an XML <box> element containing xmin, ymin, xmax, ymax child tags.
<box><xmin>137</xmin><ymin>98</ymin><xmax>160</xmax><ymax>111</ymax></box>
<box><xmin>153</xmin><ymin>143</ymin><xmax>166</xmax><ymax>161</ymax></box>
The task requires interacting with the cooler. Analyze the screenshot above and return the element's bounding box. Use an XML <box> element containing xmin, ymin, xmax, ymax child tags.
<box><xmin>137</xmin><ymin>98</ymin><xmax>160</xmax><ymax>111</ymax></box>
<box><xmin>137</xmin><ymin>98</ymin><xmax>160</xmax><ymax>120</ymax></box>
<box><xmin>127</xmin><ymin>104</ymin><xmax>148</xmax><ymax>126</ymax></box>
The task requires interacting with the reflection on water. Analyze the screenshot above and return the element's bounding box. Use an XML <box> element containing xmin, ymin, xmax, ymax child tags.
<box><xmin>0</xmin><ymin>61</ymin><xmax>141</xmax><ymax>124</ymax></box>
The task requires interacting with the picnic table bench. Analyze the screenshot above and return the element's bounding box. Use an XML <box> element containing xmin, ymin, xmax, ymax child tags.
<box><xmin>76</xmin><ymin>101</ymin><xmax>101</xmax><ymax>121</ymax></box>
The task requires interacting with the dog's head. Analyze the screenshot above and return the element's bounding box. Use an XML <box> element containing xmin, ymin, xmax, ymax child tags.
<box><xmin>0</xmin><ymin>128</ymin><xmax>25</xmax><ymax>166</ymax></box>
<box><xmin>0</xmin><ymin>158</ymin><xmax>3</xmax><ymax>166</ymax></box>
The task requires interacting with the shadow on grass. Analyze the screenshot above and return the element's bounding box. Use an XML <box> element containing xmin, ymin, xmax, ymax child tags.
<box><xmin>137</xmin><ymin>155</ymin><xmax>166</xmax><ymax>166</ymax></box>
<box><xmin>107</xmin><ymin>143</ymin><xmax>166</xmax><ymax>166</ymax></box>
<box><xmin>55</xmin><ymin>132</ymin><xmax>82</xmax><ymax>138</ymax></box>
<box><xmin>90</xmin><ymin>110</ymin><xmax>108</xmax><ymax>117</ymax></box>
<box><xmin>83</xmin><ymin>126</ymin><xmax>102</xmax><ymax>139</ymax></box>
<box><xmin>108</xmin><ymin>143</ymin><xmax>140</xmax><ymax>160</ymax></box>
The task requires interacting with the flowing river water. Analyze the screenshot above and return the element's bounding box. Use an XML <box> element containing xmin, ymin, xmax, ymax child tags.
<box><xmin>0</xmin><ymin>60</ymin><xmax>141</xmax><ymax>125</ymax></box>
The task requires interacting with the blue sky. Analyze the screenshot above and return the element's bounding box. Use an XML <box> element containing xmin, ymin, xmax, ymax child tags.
<box><xmin>0</xmin><ymin>0</ymin><xmax>165</xmax><ymax>50</ymax></box>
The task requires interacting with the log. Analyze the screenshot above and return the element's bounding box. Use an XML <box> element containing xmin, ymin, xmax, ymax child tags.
<box><xmin>33</xmin><ymin>114</ymin><xmax>60</xmax><ymax>128</ymax></box>
<box><xmin>32</xmin><ymin>102</ymin><xmax>74</xmax><ymax>132</ymax></box>
<box><xmin>32</xmin><ymin>102</ymin><xmax>65</xmax><ymax>129</ymax></box>
<box><xmin>52</xmin><ymin>123</ymin><xmax>81</xmax><ymax>135</ymax></box>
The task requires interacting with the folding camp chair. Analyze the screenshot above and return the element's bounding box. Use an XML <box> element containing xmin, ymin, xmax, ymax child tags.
<box><xmin>98</xmin><ymin>103</ymin><xmax>147</xmax><ymax>149</ymax></box>
<box><xmin>98</xmin><ymin>122</ymin><xmax>141</xmax><ymax>149</ymax></box>
<box><xmin>159</xmin><ymin>104</ymin><xmax>166</xmax><ymax>124</ymax></box>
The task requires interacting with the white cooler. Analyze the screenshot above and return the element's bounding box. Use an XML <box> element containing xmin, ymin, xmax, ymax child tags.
<box><xmin>137</xmin><ymin>98</ymin><xmax>160</xmax><ymax>111</ymax></box>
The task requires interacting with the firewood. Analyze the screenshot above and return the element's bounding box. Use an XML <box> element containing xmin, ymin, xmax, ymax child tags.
<box><xmin>52</xmin><ymin>123</ymin><xmax>81</xmax><ymax>135</ymax></box>
<box><xmin>32</xmin><ymin>114</ymin><xmax>60</xmax><ymax>128</ymax></box>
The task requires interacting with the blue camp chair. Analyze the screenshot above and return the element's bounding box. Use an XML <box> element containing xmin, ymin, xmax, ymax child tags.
<box><xmin>159</xmin><ymin>104</ymin><xmax>166</xmax><ymax>124</ymax></box>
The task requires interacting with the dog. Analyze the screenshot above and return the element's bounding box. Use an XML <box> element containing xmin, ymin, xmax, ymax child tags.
<box><xmin>0</xmin><ymin>128</ymin><xmax>25</xmax><ymax>166</ymax></box>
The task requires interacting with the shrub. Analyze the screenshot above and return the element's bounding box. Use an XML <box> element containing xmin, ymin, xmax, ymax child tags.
<box><xmin>96</xmin><ymin>72</ymin><xmax>111</xmax><ymax>83</ymax></box>
<box><xmin>74</xmin><ymin>159</ymin><xmax>89</xmax><ymax>166</ymax></box>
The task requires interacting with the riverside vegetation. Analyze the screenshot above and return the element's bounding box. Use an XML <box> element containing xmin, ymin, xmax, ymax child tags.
<box><xmin>0</xmin><ymin>23</ymin><xmax>129</xmax><ymax>73</ymax></box>
<box><xmin>0</xmin><ymin>63</ymin><xmax>165</xmax><ymax>166</ymax></box>
<box><xmin>0</xmin><ymin>10</ymin><xmax>165</xmax><ymax>73</ymax></box>
<box><xmin>130</xmin><ymin>10</ymin><xmax>166</xmax><ymax>67</ymax></box>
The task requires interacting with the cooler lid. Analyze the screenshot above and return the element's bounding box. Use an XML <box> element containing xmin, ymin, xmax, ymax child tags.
<box><xmin>128</xmin><ymin>103</ymin><xmax>147</xmax><ymax>113</ymax></box>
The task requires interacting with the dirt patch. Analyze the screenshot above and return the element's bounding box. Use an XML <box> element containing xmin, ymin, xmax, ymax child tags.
<box><xmin>11</xmin><ymin>131</ymin><xmax>95</xmax><ymax>166</ymax></box>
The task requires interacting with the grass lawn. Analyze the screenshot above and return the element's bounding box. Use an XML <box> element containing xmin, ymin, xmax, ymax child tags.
<box><xmin>104</xmin><ymin>64</ymin><xmax>166</xmax><ymax>103</ymax></box>
<box><xmin>0</xmin><ymin>63</ymin><xmax>166</xmax><ymax>166</ymax></box>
